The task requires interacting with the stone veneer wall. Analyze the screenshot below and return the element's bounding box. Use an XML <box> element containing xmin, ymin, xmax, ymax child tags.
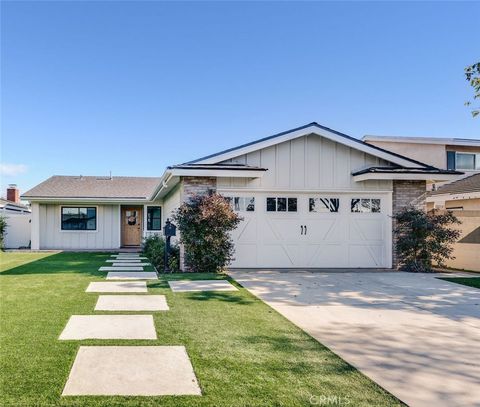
<box><xmin>392</xmin><ymin>180</ymin><xmax>427</xmax><ymax>268</ymax></box>
<box><xmin>179</xmin><ymin>176</ymin><xmax>217</xmax><ymax>271</ymax></box>
<box><xmin>181</xmin><ymin>176</ymin><xmax>217</xmax><ymax>201</ymax></box>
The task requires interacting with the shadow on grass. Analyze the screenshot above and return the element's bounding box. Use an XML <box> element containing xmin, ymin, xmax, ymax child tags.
<box><xmin>185</xmin><ymin>291</ymin><xmax>254</xmax><ymax>305</ymax></box>
<box><xmin>0</xmin><ymin>252</ymin><xmax>112</xmax><ymax>277</ymax></box>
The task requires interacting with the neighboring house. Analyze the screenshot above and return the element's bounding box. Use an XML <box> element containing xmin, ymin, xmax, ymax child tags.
<box><xmin>362</xmin><ymin>135</ymin><xmax>480</xmax><ymax>189</ymax></box>
<box><xmin>22</xmin><ymin>123</ymin><xmax>460</xmax><ymax>269</ymax></box>
<box><xmin>1</xmin><ymin>185</ymin><xmax>32</xmax><ymax>249</ymax></box>
<box><xmin>427</xmin><ymin>173</ymin><xmax>480</xmax><ymax>272</ymax></box>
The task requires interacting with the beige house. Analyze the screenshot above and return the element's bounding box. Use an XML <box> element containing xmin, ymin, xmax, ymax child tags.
<box><xmin>363</xmin><ymin>135</ymin><xmax>480</xmax><ymax>272</ymax></box>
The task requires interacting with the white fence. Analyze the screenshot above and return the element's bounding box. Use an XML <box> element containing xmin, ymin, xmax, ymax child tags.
<box><xmin>3</xmin><ymin>214</ymin><xmax>31</xmax><ymax>249</ymax></box>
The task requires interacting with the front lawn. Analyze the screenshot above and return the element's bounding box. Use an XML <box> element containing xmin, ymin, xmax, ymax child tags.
<box><xmin>0</xmin><ymin>252</ymin><xmax>402</xmax><ymax>406</ymax></box>
<box><xmin>439</xmin><ymin>277</ymin><xmax>480</xmax><ymax>289</ymax></box>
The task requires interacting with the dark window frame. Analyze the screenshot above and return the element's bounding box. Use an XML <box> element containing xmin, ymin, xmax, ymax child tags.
<box><xmin>147</xmin><ymin>206</ymin><xmax>162</xmax><ymax>231</ymax></box>
<box><xmin>61</xmin><ymin>206</ymin><xmax>97</xmax><ymax>231</ymax></box>
<box><xmin>266</xmin><ymin>197</ymin><xmax>298</xmax><ymax>212</ymax></box>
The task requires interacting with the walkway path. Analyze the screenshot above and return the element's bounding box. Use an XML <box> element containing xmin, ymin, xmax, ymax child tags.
<box><xmin>60</xmin><ymin>252</ymin><xmax>201</xmax><ymax>396</ymax></box>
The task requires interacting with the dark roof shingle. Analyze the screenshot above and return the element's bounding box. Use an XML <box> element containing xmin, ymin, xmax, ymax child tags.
<box><xmin>22</xmin><ymin>176</ymin><xmax>161</xmax><ymax>199</ymax></box>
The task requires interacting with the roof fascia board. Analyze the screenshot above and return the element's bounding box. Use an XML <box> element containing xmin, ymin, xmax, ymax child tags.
<box><xmin>169</xmin><ymin>168</ymin><xmax>266</xmax><ymax>178</ymax></box>
<box><xmin>363</xmin><ymin>135</ymin><xmax>480</xmax><ymax>147</ymax></box>
<box><xmin>194</xmin><ymin>125</ymin><xmax>426</xmax><ymax>168</ymax></box>
<box><xmin>21</xmin><ymin>197</ymin><xmax>152</xmax><ymax>204</ymax></box>
<box><xmin>353</xmin><ymin>173</ymin><xmax>461</xmax><ymax>182</ymax></box>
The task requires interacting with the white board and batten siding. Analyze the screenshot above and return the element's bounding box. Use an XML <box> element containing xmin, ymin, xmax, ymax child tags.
<box><xmin>38</xmin><ymin>204</ymin><xmax>120</xmax><ymax>250</ymax></box>
<box><xmin>217</xmin><ymin>135</ymin><xmax>393</xmax><ymax>268</ymax></box>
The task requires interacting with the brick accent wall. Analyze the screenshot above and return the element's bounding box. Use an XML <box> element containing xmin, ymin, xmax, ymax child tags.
<box><xmin>392</xmin><ymin>180</ymin><xmax>427</xmax><ymax>268</ymax></box>
<box><xmin>181</xmin><ymin>176</ymin><xmax>217</xmax><ymax>201</ymax></box>
<box><xmin>179</xmin><ymin>176</ymin><xmax>217</xmax><ymax>271</ymax></box>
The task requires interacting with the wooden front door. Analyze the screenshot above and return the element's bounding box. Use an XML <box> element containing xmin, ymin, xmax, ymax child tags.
<box><xmin>121</xmin><ymin>207</ymin><xmax>143</xmax><ymax>246</ymax></box>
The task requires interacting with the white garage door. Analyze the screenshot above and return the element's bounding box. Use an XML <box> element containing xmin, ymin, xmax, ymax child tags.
<box><xmin>225</xmin><ymin>193</ymin><xmax>391</xmax><ymax>268</ymax></box>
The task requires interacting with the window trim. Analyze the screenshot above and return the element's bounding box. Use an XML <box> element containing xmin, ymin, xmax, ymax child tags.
<box><xmin>309</xmin><ymin>197</ymin><xmax>340</xmax><ymax>213</ymax></box>
<box><xmin>60</xmin><ymin>206</ymin><xmax>97</xmax><ymax>231</ymax></box>
<box><xmin>146</xmin><ymin>206</ymin><xmax>162</xmax><ymax>231</ymax></box>
<box><xmin>448</xmin><ymin>151</ymin><xmax>480</xmax><ymax>170</ymax></box>
<box><xmin>350</xmin><ymin>198</ymin><xmax>381</xmax><ymax>214</ymax></box>
<box><xmin>223</xmin><ymin>196</ymin><xmax>255</xmax><ymax>212</ymax></box>
<box><xmin>266</xmin><ymin>197</ymin><xmax>298</xmax><ymax>213</ymax></box>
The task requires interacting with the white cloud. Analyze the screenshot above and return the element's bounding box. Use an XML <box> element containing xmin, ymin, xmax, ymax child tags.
<box><xmin>0</xmin><ymin>163</ymin><xmax>28</xmax><ymax>176</ymax></box>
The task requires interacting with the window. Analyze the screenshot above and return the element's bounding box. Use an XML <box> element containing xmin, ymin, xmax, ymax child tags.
<box><xmin>351</xmin><ymin>199</ymin><xmax>381</xmax><ymax>213</ymax></box>
<box><xmin>61</xmin><ymin>207</ymin><xmax>96</xmax><ymax>230</ymax></box>
<box><xmin>447</xmin><ymin>152</ymin><xmax>480</xmax><ymax>170</ymax></box>
<box><xmin>309</xmin><ymin>198</ymin><xmax>339</xmax><ymax>213</ymax></box>
<box><xmin>446</xmin><ymin>151</ymin><xmax>456</xmax><ymax>170</ymax></box>
<box><xmin>225</xmin><ymin>197</ymin><xmax>255</xmax><ymax>212</ymax></box>
<box><xmin>456</xmin><ymin>153</ymin><xmax>477</xmax><ymax>170</ymax></box>
<box><xmin>266</xmin><ymin>197</ymin><xmax>297</xmax><ymax>212</ymax></box>
<box><xmin>147</xmin><ymin>206</ymin><xmax>161</xmax><ymax>230</ymax></box>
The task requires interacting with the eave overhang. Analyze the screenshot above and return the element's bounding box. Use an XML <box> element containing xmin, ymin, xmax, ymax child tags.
<box><xmin>352</xmin><ymin>167</ymin><xmax>463</xmax><ymax>182</ymax></box>
<box><xmin>21</xmin><ymin>196</ymin><xmax>153</xmax><ymax>205</ymax></box>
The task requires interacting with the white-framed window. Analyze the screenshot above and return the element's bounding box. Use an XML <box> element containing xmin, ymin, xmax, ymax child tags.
<box><xmin>224</xmin><ymin>196</ymin><xmax>255</xmax><ymax>212</ymax></box>
<box><xmin>351</xmin><ymin>198</ymin><xmax>381</xmax><ymax>213</ymax></box>
<box><xmin>266</xmin><ymin>197</ymin><xmax>297</xmax><ymax>212</ymax></box>
<box><xmin>447</xmin><ymin>151</ymin><xmax>480</xmax><ymax>170</ymax></box>
<box><xmin>309</xmin><ymin>198</ymin><xmax>340</xmax><ymax>213</ymax></box>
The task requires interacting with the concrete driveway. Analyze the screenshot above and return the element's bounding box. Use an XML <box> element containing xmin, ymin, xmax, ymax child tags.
<box><xmin>228</xmin><ymin>270</ymin><xmax>480</xmax><ymax>407</ymax></box>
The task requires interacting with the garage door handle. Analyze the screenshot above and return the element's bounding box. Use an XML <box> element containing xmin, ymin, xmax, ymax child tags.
<box><xmin>304</xmin><ymin>225</ymin><xmax>307</xmax><ymax>235</ymax></box>
<box><xmin>300</xmin><ymin>225</ymin><xmax>304</xmax><ymax>235</ymax></box>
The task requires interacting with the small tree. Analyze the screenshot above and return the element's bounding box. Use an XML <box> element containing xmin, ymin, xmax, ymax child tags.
<box><xmin>173</xmin><ymin>193</ymin><xmax>242</xmax><ymax>273</ymax></box>
<box><xmin>465</xmin><ymin>62</ymin><xmax>480</xmax><ymax>118</ymax></box>
<box><xmin>394</xmin><ymin>207</ymin><xmax>461</xmax><ymax>272</ymax></box>
<box><xmin>0</xmin><ymin>215</ymin><xmax>7</xmax><ymax>250</ymax></box>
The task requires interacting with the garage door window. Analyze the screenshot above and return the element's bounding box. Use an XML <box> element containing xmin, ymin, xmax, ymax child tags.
<box><xmin>224</xmin><ymin>196</ymin><xmax>255</xmax><ymax>212</ymax></box>
<box><xmin>309</xmin><ymin>198</ymin><xmax>339</xmax><ymax>213</ymax></box>
<box><xmin>351</xmin><ymin>198</ymin><xmax>381</xmax><ymax>213</ymax></box>
<box><xmin>266</xmin><ymin>197</ymin><xmax>297</xmax><ymax>212</ymax></box>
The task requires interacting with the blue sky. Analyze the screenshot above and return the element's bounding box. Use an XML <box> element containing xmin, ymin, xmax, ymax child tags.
<box><xmin>1</xmin><ymin>1</ymin><xmax>479</xmax><ymax>195</ymax></box>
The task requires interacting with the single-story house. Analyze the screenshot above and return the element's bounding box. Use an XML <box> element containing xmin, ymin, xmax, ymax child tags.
<box><xmin>1</xmin><ymin>185</ymin><xmax>32</xmax><ymax>249</ymax></box>
<box><xmin>426</xmin><ymin>173</ymin><xmax>480</xmax><ymax>271</ymax></box>
<box><xmin>22</xmin><ymin>122</ymin><xmax>461</xmax><ymax>269</ymax></box>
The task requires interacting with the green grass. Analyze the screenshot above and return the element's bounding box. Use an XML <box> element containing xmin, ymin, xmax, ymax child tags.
<box><xmin>439</xmin><ymin>277</ymin><xmax>480</xmax><ymax>289</ymax></box>
<box><xmin>0</xmin><ymin>251</ymin><xmax>402</xmax><ymax>407</ymax></box>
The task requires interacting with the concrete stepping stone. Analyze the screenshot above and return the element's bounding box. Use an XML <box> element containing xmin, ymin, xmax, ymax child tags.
<box><xmin>59</xmin><ymin>315</ymin><xmax>157</xmax><ymax>340</ymax></box>
<box><xmin>86</xmin><ymin>281</ymin><xmax>147</xmax><ymax>293</ymax></box>
<box><xmin>106</xmin><ymin>271</ymin><xmax>158</xmax><ymax>280</ymax></box>
<box><xmin>95</xmin><ymin>295</ymin><xmax>169</xmax><ymax>311</ymax></box>
<box><xmin>111</xmin><ymin>256</ymin><xmax>147</xmax><ymax>260</ymax></box>
<box><xmin>111</xmin><ymin>263</ymin><xmax>151</xmax><ymax>267</ymax></box>
<box><xmin>62</xmin><ymin>346</ymin><xmax>201</xmax><ymax>396</ymax></box>
<box><xmin>99</xmin><ymin>266</ymin><xmax>145</xmax><ymax>271</ymax></box>
<box><xmin>106</xmin><ymin>259</ymin><xmax>142</xmax><ymax>263</ymax></box>
<box><xmin>169</xmin><ymin>280</ymin><xmax>238</xmax><ymax>292</ymax></box>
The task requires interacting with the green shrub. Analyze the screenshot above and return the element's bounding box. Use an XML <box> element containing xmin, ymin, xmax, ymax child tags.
<box><xmin>173</xmin><ymin>193</ymin><xmax>242</xmax><ymax>273</ymax></box>
<box><xmin>0</xmin><ymin>215</ymin><xmax>7</xmax><ymax>250</ymax></box>
<box><xmin>142</xmin><ymin>234</ymin><xmax>180</xmax><ymax>273</ymax></box>
<box><xmin>394</xmin><ymin>207</ymin><xmax>461</xmax><ymax>272</ymax></box>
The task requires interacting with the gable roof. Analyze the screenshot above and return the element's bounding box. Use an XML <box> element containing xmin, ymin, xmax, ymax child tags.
<box><xmin>22</xmin><ymin>176</ymin><xmax>161</xmax><ymax>201</ymax></box>
<box><xmin>186</xmin><ymin>122</ymin><xmax>434</xmax><ymax>169</ymax></box>
<box><xmin>429</xmin><ymin>173</ymin><xmax>480</xmax><ymax>196</ymax></box>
